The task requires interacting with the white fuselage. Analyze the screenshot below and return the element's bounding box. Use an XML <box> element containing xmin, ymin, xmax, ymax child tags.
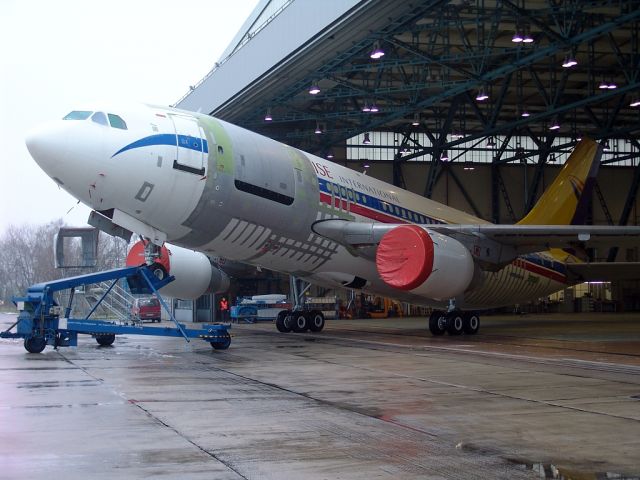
<box><xmin>27</xmin><ymin>104</ymin><xmax>569</xmax><ymax>309</ymax></box>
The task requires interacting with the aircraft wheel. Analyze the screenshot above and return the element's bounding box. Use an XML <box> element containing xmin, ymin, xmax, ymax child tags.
<box><xmin>291</xmin><ymin>313</ymin><xmax>308</xmax><ymax>333</ymax></box>
<box><xmin>150</xmin><ymin>263</ymin><xmax>167</xmax><ymax>280</ymax></box>
<box><xmin>463</xmin><ymin>313</ymin><xmax>480</xmax><ymax>335</ymax></box>
<box><xmin>211</xmin><ymin>333</ymin><xmax>231</xmax><ymax>350</ymax></box>
<box><xmin>446</xmin><ymin>312</ymin><xmax>464</xmax><ymax>335</ymax></box>
<box><xmin>24</xmin><ymin>336</ymin><xmax>47</xmax><ymax>354</ymax></box>
<box><xmin>308</xmin><ymin>310</ymin><xmax>325</xmax><ymax>332</ymax></box>
<box><xmin>428</xmin><ymin>311</ymin><xmax>446</xmax><ymax>336</ymax></box>
<box><xmin>276</xmin><ymin>311</ymin><xmax>292</xmax><ymax>333</ymax></box>
<box><xmin>96</xmin><ymin>334</ymin><xmax>116</xmax><ymax>346</ymax></box>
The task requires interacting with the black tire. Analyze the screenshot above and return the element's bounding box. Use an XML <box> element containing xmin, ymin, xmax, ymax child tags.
<box><xmin>96</xmin><ymin>334</ymin><xmax>116</xmax><ymax>346</ymax></box>
<box><xmin>463</xmin><ymin>313</ymin><xmax>480</xmax><ymax>335</ymax></box>
<box><xmin>24</xmin><ymin>336</ymin><xmax>47</xmax><ymax>354</ymax></box>
<box><xmin>276</xmin><ymin>311</ymin><xmax>292</xmax><ymax>333</ymax></box>
<box><xmin>308</xmin><ymin>310</ymin><xmax>325</xmax><ymax>332</ymax></box>
<box><xmin>291</xmin><ymin>313</ymin><xmax>308</xmax><ymax>333</ymax></box>
<box><xmin>446</xmin><ymin>312</ymin><xmax>464</xmax><ymax>335</ymax></box>
<box><xmin>211</xmin><ymin>333</ymin><xmax>231</xmax><ymax>350</ymax></box>
<box><xmin>428</xmin><ymin>310</ymin><xmax>446</xmax><ymax>336</ymax></box>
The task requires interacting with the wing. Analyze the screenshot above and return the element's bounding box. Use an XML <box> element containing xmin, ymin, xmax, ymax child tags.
<box><xmin>313</xmin><ymin>220</ymin><xmax>640</xmax><ymax>253</ymax></box>
<box><xmin>312</xmin><ymin>219</ymin><xmax>640</xmax><ymax>268</ymax></box>
<box><xmin>427</xmin><ymin>224</ymin><xmax>640</xmax><ymax>253</ymax></box>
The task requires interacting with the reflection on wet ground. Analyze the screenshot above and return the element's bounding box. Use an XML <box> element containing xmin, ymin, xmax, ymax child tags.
<box><xmin>1</xmin><ymin>312</ymin><xmax>640</xmax><ymax>479</ymax></box>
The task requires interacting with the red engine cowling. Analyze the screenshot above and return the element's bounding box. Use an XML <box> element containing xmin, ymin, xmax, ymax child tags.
<box><xmin>126</xmin><ymin>241</ymin><xmax>230</xmax><ymax>299</ymax></box>
<box><xmin>375</xmin><ymin>225</ymin><xmax>474</xmax><ymax>300</ymax></box>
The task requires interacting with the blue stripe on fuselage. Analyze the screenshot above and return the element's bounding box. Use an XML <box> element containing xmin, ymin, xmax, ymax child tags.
<box><xmin>317</xmin><ymin>177</ymin><xmax>444</xmax><ymax>225</ymax></box>
<box><xmin>112</xmin><ymin>134</ymin><xmax>208</xmax><ymax>158</ymax></box>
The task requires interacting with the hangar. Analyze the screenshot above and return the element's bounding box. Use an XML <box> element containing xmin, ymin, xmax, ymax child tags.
<box><xmin>178</xmin><ymin>0</ymin><xmax>640</xmax><ymax>312</ymax></box>
<box><xmin>3</xmin><ymin>1</ymin><xmax>640</xmax><ymax>479</ymax></box>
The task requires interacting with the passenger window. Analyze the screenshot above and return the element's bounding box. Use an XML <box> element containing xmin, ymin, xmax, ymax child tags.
<box><xmin>63</xmin><ymin>111</ymin><xmax>92</xmax><ymax>120</ymax></box>
<box><xmin>91</xmin><ymin>112</ymin><xmax>108</xmax><ymax>126</ymax></box>
<box><xmin>108</xmin><ymin>114</ymin><xmax>128</xmax><ymax>130</ymax></box>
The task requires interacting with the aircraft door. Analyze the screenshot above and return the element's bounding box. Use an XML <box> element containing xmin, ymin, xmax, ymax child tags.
<box><xmin>170</xmin><ymin>115</ymin><xmax>205</xmax><ymax>175</ymax></box>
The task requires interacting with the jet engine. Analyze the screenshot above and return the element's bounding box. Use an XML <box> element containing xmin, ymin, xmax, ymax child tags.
<box><xmin>126</xmin><ymin>241</ymin><xmax>230</xmax><ymax>299</ymax></box>
<box><xmin>375</xmin><ymin>225</ymin><xmax>474</xmax><ymax>300</ymax></box>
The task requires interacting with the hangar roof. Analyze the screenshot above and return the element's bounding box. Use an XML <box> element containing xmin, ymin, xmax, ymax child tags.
<box><xmin>177</xmin><ymin>0</ymin><xmax>639</xmax><ymax>155</ymax></box>
<box><xmin>176</xmin><ymin>0</ymin><xmax>640</xmax><ymax>230</ymax></box>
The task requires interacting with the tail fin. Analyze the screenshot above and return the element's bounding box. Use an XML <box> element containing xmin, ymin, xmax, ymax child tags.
<box><xmin>517</xmin><ymin>138</ymin><xmax>602</xmax><ymax>226</ymax></box>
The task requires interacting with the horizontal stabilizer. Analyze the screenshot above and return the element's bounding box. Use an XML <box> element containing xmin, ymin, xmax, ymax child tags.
<box><xmin>566</xmin><ymin>262</ymin><xmax>640</xmax><ymax>282</ymax></box>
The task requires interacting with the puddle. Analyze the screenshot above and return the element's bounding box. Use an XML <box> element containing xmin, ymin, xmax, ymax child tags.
<box><xmin>457</xmin><ymin>443</ymin><xmax>640</xmax><ymax>479</ymax></box>
<box><xmin>517</xmin><ymin>462</ymin><xmax>640</xmax><ymax>480</ymax></box>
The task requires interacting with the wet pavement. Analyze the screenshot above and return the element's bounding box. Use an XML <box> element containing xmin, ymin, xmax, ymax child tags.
<box><xmin>1</xmin><ymin>312</ymin><xmax>640</xmax><ymax>479</ymax></box>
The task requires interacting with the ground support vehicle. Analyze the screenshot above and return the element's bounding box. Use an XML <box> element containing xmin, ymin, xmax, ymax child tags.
<box><xmin>1</xmin><ymin>265</ymin><xmax>231</xmax><ymax>353</ymax></box>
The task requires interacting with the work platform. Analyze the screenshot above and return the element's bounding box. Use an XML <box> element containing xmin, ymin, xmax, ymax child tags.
<box><xmin>1</xmin><ymin>265</ymin><xmax>231</xmax><ymax>353</ymax></box>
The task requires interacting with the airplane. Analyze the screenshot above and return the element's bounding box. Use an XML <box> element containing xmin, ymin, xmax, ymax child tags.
<box><xmin>25</xmin><ymin>104</ymin><xmax>640</xmax><ymax>336</ymax></box>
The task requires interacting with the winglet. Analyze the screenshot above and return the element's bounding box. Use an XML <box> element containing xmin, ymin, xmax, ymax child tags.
<box><xmin>517</xmin><ymin>138</ymin><xmax>602</xmax><ymax>226</ymax></box>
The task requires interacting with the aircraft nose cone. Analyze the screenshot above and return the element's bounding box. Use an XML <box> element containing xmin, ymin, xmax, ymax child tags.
<box><xmin>25</xmin><ymin>123</ymin><xmax>69</xmax><ymax>177</ymax></box>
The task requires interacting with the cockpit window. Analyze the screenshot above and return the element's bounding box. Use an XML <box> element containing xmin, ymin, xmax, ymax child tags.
<box><xmin>63</xmin><ymin>111</ymin><xmax>92</xmax><ymax>120</ymax></box>
<box><xmin>108</xmin><ymin>114</ymin><xmax>127</xmax><ymax>130</ymax></box>
<box><xmin>91</xmin><ymin>112</ymin><xmax>108</xmax><ymax>126</ymax></box>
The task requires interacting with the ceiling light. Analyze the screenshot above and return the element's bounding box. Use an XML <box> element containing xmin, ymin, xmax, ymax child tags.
<box><xmin>520</xmin><ymin>108</ymin><xmax>530</xmax><ymax>118</ymax></box>
<box><xmin>464</xmin><ymin>164</ymin><xmax>475</xmax><ymax>171</ymax></box>
<box><xmin>411</xmin><ymin>113</ymin><xmax>420</xmax><ymax>126</ymax></box>
<box><xmin>562</xmin><ymin>56</ymin><xmax>578</xmax><ymax>68</ymax></box>
<box><xmin>308</xmin><ymin>82</ymin><xmax>320</xmax><ymax>95</ymax></box>
<box><xmin>630</xmin><ymin>98</ymin><xmax>640</xmax><ymax>107</ymax></box>
<box><xmin>440</xmin><ymin>150</ymin><xmax>449</xmax><ymax>161</ymax></box>
<box><xmin>314</xmin><ymin>123</ymin><xmax>322</xmax><ymax>134</ymax></box>
<box><xmin>607</xmin><ymin>82</ymin><xmax>617</xmax><ymax>89</ymax></box>
<box><xmin>476</xmin><ymin>90</ymin><xmax>489</xmax><ymax>101</ymax></box>
<box><xmin>264</xmin><ymin>108</ymin><xmax>272</xmax><ymax>121</ymax></box>
<box><xmin>522</xmin><ymin>32</ymin><xmax>534</xmax><ymax>43</ymax></box>
<box><xmin>487</xmin><ymin>136</ymin><xmax>496</xmax><ymax>147</ymax></box>
<box><xmin>549</xmin><ymin>153</ymin><xmax>556</xmax><ymax>162</ymax></box>
<box><xmin>602</xmin><ymin>140</ymin><xmax>611</xmax><ymax>152</ymax></box>
<box><xmin>327</xmin><ymin>153</ymin><xmax>334</xmax><ymax>159</ymax></box>
<box><xmin>363</xmin><ymin>132</ymin><xmax>371</xmax><ymax>145</ymax></box>
<box><xmin>451</xmin><ymin>131</ymin><xmax>464</xmax><ymax>139</ymax></box>
<box><xmin>549</xmin><ymin>121</ymin><xmax>560</xmax><ymax>130</ymax></box>
<box><xmin>362</xmin><ymin>160</ymin><xmax>371</xmax><ymax>169</ymax></box>
<box><xmin>362</xmin><ymin>103</ymin><xmax>371</xmax><ymax>112</ymax></box>
<box><xmin>369</xmin><ymin>104</ymin><xmax>379</xmax><ymax>113</ymax></box>
<box><xmin>512</xmin><ymin>31</ymin><xmax>523</xmax><ymax>43</ymax></box>
<box><xmin>370</xmin><ymin>41</ymin><xmax>385</xmax><ymax>59</ymax></box>
<box><xmin>598</xmin><ymin>80</ymin><xmax>609</xmax><ymax>90</ymax></box>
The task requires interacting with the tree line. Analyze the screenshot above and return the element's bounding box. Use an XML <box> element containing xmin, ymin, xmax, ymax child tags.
<box><xmin>0</xmin><ymin>220</ymin><xmax>128</xmax><ymax>303</ymax></box>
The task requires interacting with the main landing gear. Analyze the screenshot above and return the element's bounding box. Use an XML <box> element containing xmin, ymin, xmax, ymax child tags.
<box><xmin>276</xmin><ymin>310</ymin><xmax>325</xmax><ymax>334</ymax></box>
<box><xmin>428</xmin><ymin>310</ymin><xmax>480</xmax><ymax>336</ymax></box>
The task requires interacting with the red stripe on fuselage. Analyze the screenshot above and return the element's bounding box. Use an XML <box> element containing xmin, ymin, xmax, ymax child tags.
<box><xmin>519</xmin><ymin>259</ymin><xmax>567</xmax><ymax>284</ymax></box>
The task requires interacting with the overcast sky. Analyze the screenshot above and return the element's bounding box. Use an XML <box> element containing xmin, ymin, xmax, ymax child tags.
<box><xmin>0</xmin><ymin>0</ymin><xmax>259</xmax><ymax>234</ymax></box>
